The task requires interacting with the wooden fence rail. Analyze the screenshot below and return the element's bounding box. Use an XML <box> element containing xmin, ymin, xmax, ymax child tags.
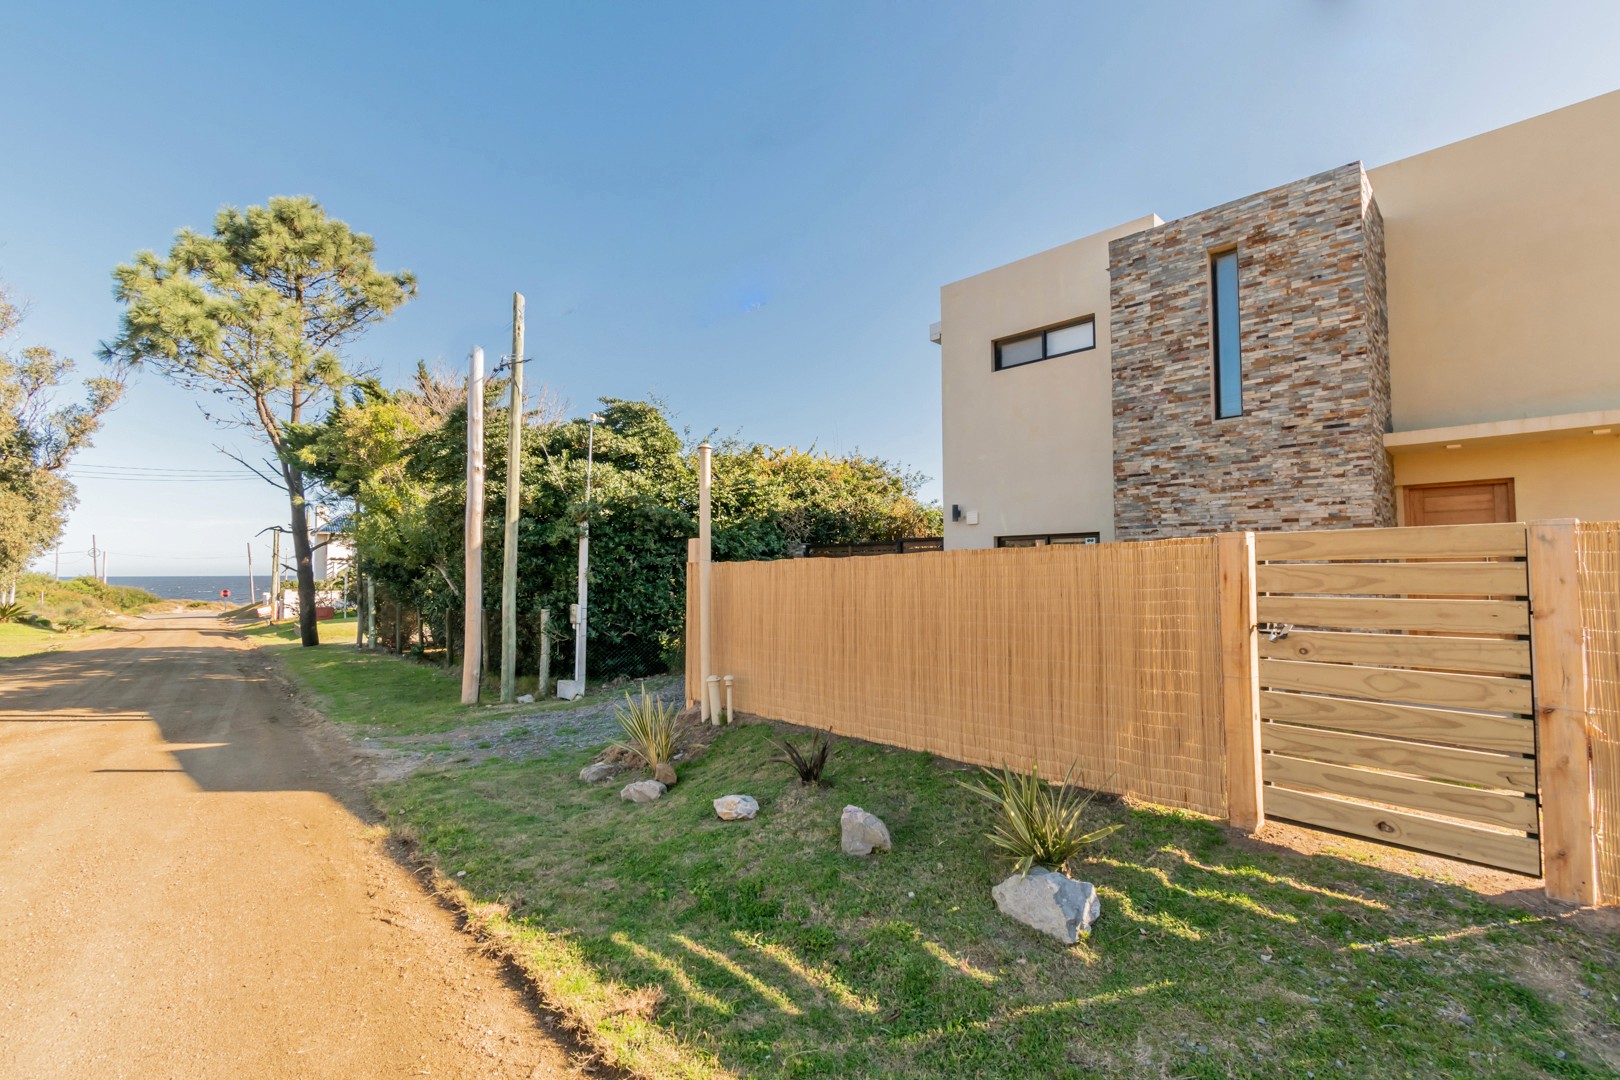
<box><xmin>687</xmin><ymin>520</ymin><xmax>1620</xmax><ymax>906</ymax></box>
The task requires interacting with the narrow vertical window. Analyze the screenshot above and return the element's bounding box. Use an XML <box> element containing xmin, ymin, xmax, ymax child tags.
<box><xmin>1212</xmin><ymin>250</ymin><xmax>1242</xmax><ymax>418</ymax></box>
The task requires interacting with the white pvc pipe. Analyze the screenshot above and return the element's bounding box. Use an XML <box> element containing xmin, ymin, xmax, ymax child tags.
<box><xmin>706</xmin><ymin>675</ymin><xmax>722</xmax><ymax>726</ymax></box>
<box><xmin>698</xmin><ymin>441</ymin><xmax>713</xmax><ymax>722</ymax></box>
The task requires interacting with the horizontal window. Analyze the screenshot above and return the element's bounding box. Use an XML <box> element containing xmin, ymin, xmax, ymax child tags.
<box><xmin>996</xmin><ymin>532</ymin><xmax>1101</xmax><ymax>548</ymax></box>
<box><xmin>993</xmin><ymin>317</ymin><xmax>1095</xmax><ymax>370</ymax></box>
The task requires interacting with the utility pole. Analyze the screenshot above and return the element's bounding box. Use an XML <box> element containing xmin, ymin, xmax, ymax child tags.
<box><xmin>247</xmin><ymin>542</ymin><xmax>255</xmax><ymax>611</ymax></box>
<box><xmin>499</xmin><ymin>292</ymin><xmax>525</xmax><ymax>704</ymax></box>
<box><xmin>101</xmin><ymin>550</ymin><xmax>109</xmax><ymax>584</ymax></box>
<box><xmin>270</xmin><ymin>529</ymin><xmax>283</xmax><ymax>621</ymax></box>
<box><xmin>461</xmin><ymin>346</ymin><xmax>486</xmax><ymax>705</ymax></box>
<box><xmin>698</xmin><ymin>440</ymin><xmax>714</xmax><ymax>722</ymax></box>
<box><xmin>90</xmin><ymin>535</ymin><xmax>98</xmax><ymax>583</ymax></box>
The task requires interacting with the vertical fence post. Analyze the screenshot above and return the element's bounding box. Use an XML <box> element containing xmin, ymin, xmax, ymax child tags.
<box><xmin>1529</xmin><ymin>519</ymin><xmax>1597</xmax><ymax>905</ymax></box>
<box><xmin>1219</xmin><ymin>531</ymin><xmax>1263</xmax><ymax>832</ymax></box>
<box><xmin>537</xmin><ymin>607</ymin><xmax>551</xmax><ymax>699</ymax></box>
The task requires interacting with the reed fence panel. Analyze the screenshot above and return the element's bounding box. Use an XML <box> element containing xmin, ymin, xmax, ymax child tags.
<box><xmin>1579</xmin><ymin>522</ymin><xmax>1620</xmax><ymax>903</ymax></box>
<box><xmin>699</xmin><ymin>538</ymin><xmax>1228</xmax><ymax>816</ymax></box>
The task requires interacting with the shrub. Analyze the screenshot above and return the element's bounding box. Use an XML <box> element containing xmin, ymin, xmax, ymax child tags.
<box><xmin>958</xmin><ymin>761</ymin><xmax>1120</xmax><ymax>876</ymax></box>
<box><xmin>612</xmin><ymin>688</ymin><xmax>678</xmax><ymax>772</ymax></box>
<box><xmin>771</xmin><ymin>728</ymin><xmax>833</xmax><ymax>786</ymax></box>
<box><xmin>0</xmin><ymin>601</ymin><xmax>29</xmax><ymax>623</ymax></box>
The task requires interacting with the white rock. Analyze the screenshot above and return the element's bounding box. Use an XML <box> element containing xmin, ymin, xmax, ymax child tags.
<box><xmin>620</xmin><ymin>780</ymin><xmax>666</xmax><ymax>803</ymax></box>
<box><xmin>579</xmin><ymin>762</ymin><xmax>615</xmax><ymax>783</ymax></box>
<box><xmin>841</xmin><ymin>805</ymin><xmax>891</xmax><ymax>855</ymax></box>
<box><xmin>991</xmin><ymin>870</ymin><xmax>1101</xmax><ymax>943</ymax></box>
<box><xmin>713</xmin><ymin>794</ymin><xmax>759</xmax><ymax>820</ymax></box>
<box><xmin>516</xmin><ymin>694</ymin><xmax>535</xmax><ymax>704</ymax></box>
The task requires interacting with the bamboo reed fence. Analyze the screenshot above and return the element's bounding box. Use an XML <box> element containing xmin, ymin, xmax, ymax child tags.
<box><xmin>1579</xmin><ymin>522</ymin><xmax>1620</xmax><ymax>902</ymax></box>
<box><xmin>690</xmin><ymin>538</ymin><xmax>1229</xmax><ymax>816</ymax></box>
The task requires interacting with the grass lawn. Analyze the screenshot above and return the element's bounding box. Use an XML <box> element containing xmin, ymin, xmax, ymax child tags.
<box><xmin>247</xmin><ymin>616</ymin><xmax>671</xmax><ymax>735</ymax></box>
<box><xmin>0</xmin><ymin>621</ymin><xmax>79</xmax><ymax>659</ymax></box>
<box><xmin>261</xmin><ymin>636</ymin><xmax>1620</xmax><ymax>1079</ymax></box>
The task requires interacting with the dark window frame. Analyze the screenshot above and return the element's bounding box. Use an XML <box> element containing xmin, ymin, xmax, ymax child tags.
<box><xmin>1211</xmin><ymin>247</ymin><xmax>1242</xmax><ymax>419</ymax></box>
<box><xmin>995</xmin><ymin>531</ymin><xmax>1101</xmax><ymax>548</ymax></box>
<box><xmin>992</xmin><ymin>316</ymin><xmax>1097</xmax><ymax>371</ymax></box>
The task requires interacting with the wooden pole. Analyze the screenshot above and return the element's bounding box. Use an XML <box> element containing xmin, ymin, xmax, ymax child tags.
<box><xmin>270</xmin><ymin>530</ymin><xmax>282</xmax><ymax>623</ymax></box>
<box><xmin>537</xmin><ymin>607</ymin><xmax>551</xmax><ymax>698</ymax></box>
<box><xmin>698</xmin><ymin>441</ymin><xmax>713</xmax><ymax>722</ymax></box>
<box><xmin>462</xmin><ymin>346</ymin><xmax>486</xmax><ymax>705</ymax></box>
<box><xmin>1529</xmin><ymin>519</ymin><xmax>1597</xmax><ymax>904</ymax></box>
<box><xmin>500</xmin><ymin>292</ymin><xmax>525</xmax><ymax>703</ymax></box>
<box><xmin>1218</xmin><ymin>531</ymin><xmax>1263</xmax><ymax>832</ymax></box>
<box><xmin>246</xmin><ymin>542</ymin><xmax>255</xmax><ymax>612</ymax></box>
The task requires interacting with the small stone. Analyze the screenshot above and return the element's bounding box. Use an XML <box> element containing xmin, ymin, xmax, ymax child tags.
<box><xmin>991</xmin><ymin>869</ymin><xmax>1101</xmax><ymax>944</ymax></box>
<box><xmin>654</xmin><ymin>761</ymin><xmax>678</xmax><ymax>786</ymax></box>
<box><xmin>579</xmin><ymin>762</ymin><xmax>615</xmax><ymax>783</ymax></box>
<box><xmin>516</xmin><ymin>693</ymin><xmax>535</xmax><ymax>704</ymax></box>
<box><xmin>841</xmin><ymin>805</ymin><xmax>891</xmax><ymax>855</ymax></box>
<box><xmin>620</xmin><ymin>780</ymin><xmax>666</xmax><ymax>803</ymax></box>
<box><xmin>713</xmin><ymin>794</ymin><xmax>759</xmax><ymax>820</ymax></box>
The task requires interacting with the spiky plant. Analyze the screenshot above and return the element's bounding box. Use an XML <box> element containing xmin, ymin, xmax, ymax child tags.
<box><xmin>612</xmin><ymin>688</ymin><xmax>678</xmax><ymax>772</ymax></box>
<box><xmin>771</xmin><ymin>728</ymin><xmax>833</xmax><ymax>785</ymax></box>
<box><xmin>0</xmin><ymin>602</ymin><xmax>29</xmax><ymax>624</ymax></box>
<box><xmin>958</xmin><ymin>762</ymin><xmax>1119</xmax><ymax>876</ymax></box>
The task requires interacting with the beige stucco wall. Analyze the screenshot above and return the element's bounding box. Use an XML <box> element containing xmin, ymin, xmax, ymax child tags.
<box><xmin>1369</xmin><ymin>90</ymin><xmax>1620</xmax><ymax>432</ymax></box>
<box><xmin>938</xmin><ymin>216</ymin><xmax>1159</xmax><ymax>549</ymax></box>
<box><xmin>1393</xmin><ymin>435</ymin><xmax>1620</xmax><ymax>524</ymax></box>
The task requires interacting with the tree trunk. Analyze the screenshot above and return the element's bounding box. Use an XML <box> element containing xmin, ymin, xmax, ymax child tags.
<box><xmin>286</xmin><ymin>466</ymin><xmax>320</xmax><ymax>647</ymax></box>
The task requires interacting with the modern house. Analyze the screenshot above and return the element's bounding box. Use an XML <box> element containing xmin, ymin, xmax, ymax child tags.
<box><xmin>934</xmin><ymin>90</ymin><xmax>1620</xmax><ymax>548</ymax></box>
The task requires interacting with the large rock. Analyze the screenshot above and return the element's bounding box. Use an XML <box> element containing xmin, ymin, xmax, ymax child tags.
<box><xmin>620</xmin><ymin>780</ymin><xmax>667</xmax><ymax>803</ymax></box>
<box><xmin>841</xmin><ymin>805</ymin><xmax>891</xmax><ymax>855</ymax></box>
<box><xmin>654</xmin><ymin>761</ymin><xmax>678</xmax><ymax>786</ymax></box>
<box><xmin>991</xmin><ymin>870</ymin><xmax>1101</xmax><ymax>943</ymax></box>
<box><xmin>713</xmin><ymin>794</ymin><xmax>758</xmax><ymax>820</ymax></box>
<box><xmin>579</xmin><ymin>762</ymin><xmax>616</xmax><ymax>783</ymax></box>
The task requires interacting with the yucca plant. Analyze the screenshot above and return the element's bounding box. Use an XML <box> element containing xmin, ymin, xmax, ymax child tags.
<box><xmin>612</xmin><ymin>688</ymin><xmax>678</xmax><ymax>773</ymax></box>
<box><xmin>958</xmin><ymin>761</ymin><xmax>1120</xmax><ymax>876</ymax></box>
<box><xmin>771</xmin><ymin>728</ymin><xmax>833</xmax><ymax>786</ymax></box>
<box><xmin>0</xmin><ymin>602</ymin><xmax>29</xmax><ymax>624</ymax></box>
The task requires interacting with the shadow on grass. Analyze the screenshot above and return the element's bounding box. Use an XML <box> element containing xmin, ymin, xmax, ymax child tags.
<box><xmin>377</xmin><ymin>723</ymin><xmax>1620</xmax><ymax>1080</ymax></box>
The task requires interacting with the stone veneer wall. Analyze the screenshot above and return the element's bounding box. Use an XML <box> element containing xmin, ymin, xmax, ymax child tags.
<box><xmin>1108</xmin><ymin>163</ymin><xmax>1394</xmax><ymax>539</ymax></box>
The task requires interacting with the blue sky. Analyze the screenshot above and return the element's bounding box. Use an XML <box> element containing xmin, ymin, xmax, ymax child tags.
<box><xmin>7</xmin><ymin>0</ymin><xmax>1619</xmax><ymax>576</ymax></box>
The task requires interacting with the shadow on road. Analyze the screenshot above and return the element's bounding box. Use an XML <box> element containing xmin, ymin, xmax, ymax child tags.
<box><xmin>0</xmin><ymin>617</ymin><xmax>339</xmax><ymax>795</ymax></box>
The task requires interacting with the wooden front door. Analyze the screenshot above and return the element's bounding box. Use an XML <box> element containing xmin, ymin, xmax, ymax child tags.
<box><xmin>1405</xmin><ymin>479</ymin><xmax>1516</xmax><ymax>526</ymax></box>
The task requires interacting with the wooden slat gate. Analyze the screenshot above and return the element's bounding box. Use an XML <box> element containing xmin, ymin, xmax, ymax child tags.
<box><xmin>1254</xmin><ymin>523</ymin><xmax>1541</xmax><ymax>875</ymax></box>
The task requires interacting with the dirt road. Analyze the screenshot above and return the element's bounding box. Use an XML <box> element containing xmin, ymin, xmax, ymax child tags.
<box><xmin>0</xmin><ymin>617</ymin><xmax>588</xmax><ymax>1079</ymax></box>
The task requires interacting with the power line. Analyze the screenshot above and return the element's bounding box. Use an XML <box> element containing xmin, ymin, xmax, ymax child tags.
<box><xmin>68</xmin><ymin>463</ymin><xmax>248</xmax><ymax>475</ymax></box>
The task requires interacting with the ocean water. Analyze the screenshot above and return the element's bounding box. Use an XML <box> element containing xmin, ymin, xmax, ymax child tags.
<box><xmin>107</xmin><ymin>576</ymin><xmax>264</xmax><ymax>602</ymax></box>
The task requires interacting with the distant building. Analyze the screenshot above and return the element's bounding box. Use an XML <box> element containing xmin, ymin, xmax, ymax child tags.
<box><xmin>934</xmin><ymin>90</ymin><xmax>1620</xmax><ymax>547</ymax></box>
<box><xmin>310</xmin><ymin>511</ymin><xmax>354</xmax><ymax>582</ymax></box>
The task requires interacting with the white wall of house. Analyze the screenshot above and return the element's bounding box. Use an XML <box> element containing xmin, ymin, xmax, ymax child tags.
<box><xmin>311</xmin><ymin>532</ymin><xmax>353</xmax><ymax>581</ymax></box>
<box><xmin>937</xmin><ymin>215</ymin><xmax>1158</xmax><ymax>550</ymax></box>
